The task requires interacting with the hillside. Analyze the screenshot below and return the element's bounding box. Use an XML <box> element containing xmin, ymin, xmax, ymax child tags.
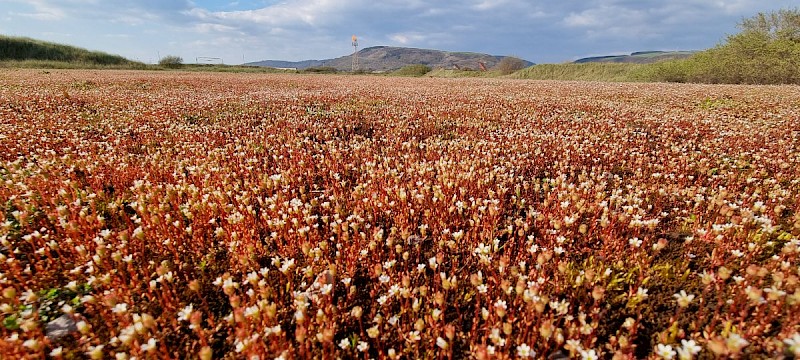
<box><xmin>247</xmin><ymin>46</ymin><xmax>533</xmax><ymax>72</ymax></box>
<box><xmin>0</xmin><ymin>35</ymin><xmax>137</xmax><ymax>65</ymax></box>
<box><xmin>574</xmin><ymin>51</ymin><xmax>696</xmax><ymax>64</ymax></box>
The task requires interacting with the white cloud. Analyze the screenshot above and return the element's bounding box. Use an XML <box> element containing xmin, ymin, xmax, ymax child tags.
<box><xmin>2</xmin><ymin>0</ymin><xmax>799</xmax><ymax>64</ymax></box>
<box><xmin>389</xmin><ymin>32</ymin><xmax>428</xmax><ymax>45</ymax></box>
<box><xmin>193</xmin><ymin>23</ymin><xmax>240</xmax><ymax>34</ymax></box>
<box><xmin>188</xmin><ymin>0</ymin><xmax>355</xmax><ymax>28</ymax></box>
<box><xmin>472</xmin><ymin>0</ymin><xmax>509</xmax><ymax>11</ymax></box>
<box><xmin>9</xmin><ymin>0</ymin><xmax>66</xmax><ymax>20</ymax></box>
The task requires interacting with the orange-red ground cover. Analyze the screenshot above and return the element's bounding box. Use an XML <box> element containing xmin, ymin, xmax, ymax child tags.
<box><xmin>1</xmin><ymin>70</ymin><xmax>799</xmax><ymax>359</ymax></box>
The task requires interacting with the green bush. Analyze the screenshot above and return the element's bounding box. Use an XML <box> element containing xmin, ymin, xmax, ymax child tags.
<box><xmin>302</xmin><ymin>66</ymin><xmax>338</xmax><ymax>74</ymax></box>
<box><xmin>636</xmin><ymin>8</ymin><xmax>800</xmax><ymax>84</ymax></box>
<box><xmin>392</xmin><ymin>64</ymin><xmax>431</xmax><ymax>77</ymax></box>
<box><xmin>159</xmin><ymin>55</ymin><xmax>184</xmax><ymax>69</ymax></box>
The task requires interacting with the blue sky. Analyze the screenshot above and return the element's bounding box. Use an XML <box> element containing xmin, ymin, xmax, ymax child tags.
<box><xmin>1</xmin><ymin>0</ymin><xmax>797</xmax><ymax>64</ymax></box>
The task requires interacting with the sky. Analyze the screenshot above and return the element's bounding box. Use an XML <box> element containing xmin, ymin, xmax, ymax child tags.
<box><xmin>1</xmin><ymin>0</ymin><xmax>798</xmax><ymax>64</ymax></box>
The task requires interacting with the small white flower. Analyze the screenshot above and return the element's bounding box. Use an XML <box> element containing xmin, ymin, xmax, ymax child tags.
<box><xmin>279</xmin><ymin>258</ymin><xmax>295</xmax><ymax>274</ymax></box>
<box><xmin>784</xmin><ymin>333</ymin><xmax>800</xmax><ymax>356</ymax></box>
<box><xmin>112</xmin><ymin>303</ymin><xmax>129</xmax><ymax>314</ymax></box>
<box><xmin>244</xmin><ymin>305</ymin><xmax>260</xmax><ymax>318</ymax></box>
<box><xmin>76</xmin><ymin>320</ymin><xmax>89</xmax><ymax>333</ymax></box>
<box><xmin>580</xmin><ymin>349</ymin><xmax>598</xmax><ymax>360</ymax></box>
<box><xmin>673</xmin><ymin>290</ymin><xmax>695</xmax><ymax>308</ymax></box>
<box><xmin>726</xmin><ymin>333</ymin><xmax>749</xmax><ymax>351</ymax></box>
<box><xmin>50</xmin><ymin>346</ymin><xmax>63</xmax><ymax>357</ymax></box>
<box><xmin>407</xmin><ymin>331</ymin><xmax>420</xmax><ymax>342</ymax></box>
<box><xmin>377</xmin><ymin>295</ymin><xmax>389</xmax><ymax>305</ymax></box>
<box><xmin>677</xmin><ymin>339</ymin><xmax>701</xmax><ymax>359</ymax></box>
<box><xmin>61</xmin><ymin>304</ymin><xmax>74</xmax><ymax>314</ymax></box>
<box><xmin>141</xmin><ymin>337</ymin><xmax>157</xmax><ymax>352</ymax></box>
<box><xmin>655</xmin><ymin>344</ymin><xmax>676</xmax><ymax>359</ymax></box>
<box><xmin>681</xmin><ymin>339</ymin><xmax>701</xmax><ymax>355</ymax></box>
<box><xmin>436</xmin><ymin>337</ymin><xmax>448</xmax><ymax>349</ymax></box>
<box><xmin>528</xmin><ymin>244</ymin><xmax>539</xmax><ymax>254</ymax></box>
<box><xmin>222</xmin><ymin>278</ymin><xmax>239</xmax><ymax>292</ymax></box>
<box><xmin>320</xmin><ymin>283</ymin><xmax>333</xmax><ymax>295</ymax></box>
<box><xmin>234</xmin><ymin>340</ymin><xmax>246</xmax><ymax>353</ymax></box>
<box><xmin>379</xmin><ymin>274</ymin><xmax>390</xmax><ymax>283</ymax></box>
<box><xmin>338</xmin><ymin>338</ymin><xmax>350</xmax><ymax>349</ymax></box>
<box><xmin>622</xmin><ymin>317</ymin><xmax>636</xmax><ymax>329</ymax></box>
<box><xmin>566</xmin><ymin>340</ymin><xmax>583</xmax><ymax>353</ymax></box>
<box><xmin>357</xmin><ymin>341</ymin><xmax>369</xmax><ymax>352</ymax></box>
<box><xmin>516</xmin><ymin>343</ymin><xmax>534</xmax><ymax>358</ymax></box>
<box><xmin>23</xmin><ymin>339</ymin><xmax>39</xmax><ymax>350</ymax></box>
<box><xmin>177</xmin><ymin>304</ymin><xmax>193</xmax><ymax>321</ymax></box>
<box><xmin>636</xmin><ymin>287</ymin><xmax>649</xmax><ymax>300</ymax></box>
<box><xmin>629</xmin><ymin>237</ymin><xmax>642</xmax><ymax>247</ymax></box>
<box><xmin>432</xmin><ymin>308</ymin><xmax>443</xmax><ymax>320</ymax></box>
<box><xmin>86</xmin><ymin>344</ymin><xmax>104</xmax><ymax>359</ymax></box>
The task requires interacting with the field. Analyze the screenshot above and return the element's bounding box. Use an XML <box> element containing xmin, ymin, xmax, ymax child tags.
<box><xmin>1</xmin><ymin>69</ymin><xmax>799</xmax><ymax>359</ymax></box>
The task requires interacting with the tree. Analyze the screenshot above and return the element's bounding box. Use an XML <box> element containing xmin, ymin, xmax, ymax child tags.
<box><xmin>159</xmin><ymin>55</ymin><xmax>183</xmax><ymax>68</ymax></box>
<box><xmin>722</xmin><ymin>8</ymin><xmax>800</xmax><ymax>83</ymax></box>
<box><xmin>739</xmin><ymin>8</ymin><xmax>800</xmax><ymax>41</ymax></box>
<box><xmin>495</xmin><ymin>56</ymin><xmax>527</xmax><ymax>75</ymax></box>
<box><xmin>640</xmin><ymin>8</ymin><xmax>800</xmax><ymax>84</ymax></box>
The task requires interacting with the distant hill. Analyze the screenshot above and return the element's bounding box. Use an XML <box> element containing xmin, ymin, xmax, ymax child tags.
<box><xmin>574</xmin><ymin>51</ymin><xmax>696</xmax><ymax>64</ymax></box>
<box><xmin>247</xmin><ymin>46</ymin><xmax>533</xmax><ymax>72</ymax></box>
<box><xmin>0</xmin><ymin>35</ymin><xmax>137</xmax><ymax>65</ymax></box>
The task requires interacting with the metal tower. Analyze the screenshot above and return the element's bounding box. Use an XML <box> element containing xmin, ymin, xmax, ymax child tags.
<box><xmin>351</xmin><ymin>35</ymin><xmax>359</xmax><ymax>71</ymax></box>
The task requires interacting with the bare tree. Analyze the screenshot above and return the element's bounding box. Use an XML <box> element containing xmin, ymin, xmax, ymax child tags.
<box><xmin>495</xmin><ymin>56</ymin><xmax>527</xmax><ymax>75</ymax></box>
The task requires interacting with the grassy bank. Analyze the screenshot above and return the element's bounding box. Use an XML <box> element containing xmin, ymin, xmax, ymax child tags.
<box><xmin>425</xmin><ymin>68</ymin><xmax>502</xmax><ymax>78</ymax></box>
<box><xmin>1</xmin><ymin>35</ymin><xmax>139</xmax><ymax>66</ymax></box>
<box><xmin>512</xmin><ymin>63</ymin><xmax>644</xmax><ymax>82</ymax></box>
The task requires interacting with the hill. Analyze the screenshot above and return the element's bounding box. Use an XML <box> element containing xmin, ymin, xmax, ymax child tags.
<box><xmin>0</xmin><ymin>35</ymin><xmax>139</xmax><ymax>66</ymax></box>
<box><xmin>574</xmin><ymin>51</ymin><xmax>696</xmax><ymax>64</ymax></box>
<box><xmin>246</xmin><ymin>46</ymin><xmax>533</xmax><ymax>72</ymax></box>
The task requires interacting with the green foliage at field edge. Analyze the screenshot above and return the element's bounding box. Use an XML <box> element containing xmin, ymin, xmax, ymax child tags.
<box><xmin>0</xmin><ymin>35</ymin><xmax>138</xmax><ymax>66</ymax></box>
<box><xmin>391</xmin><ymin>64</ymin><xmax>432</xmax><ymax>77</ymax></box>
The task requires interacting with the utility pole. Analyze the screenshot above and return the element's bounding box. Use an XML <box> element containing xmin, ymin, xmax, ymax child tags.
<box><xmin>351</xmin><ymin>35</ymin><xmax>359</xmax><ymax>72</ymax></box>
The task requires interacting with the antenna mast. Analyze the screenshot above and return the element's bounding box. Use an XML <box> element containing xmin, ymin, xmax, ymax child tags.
<box><xmin>351</xmin><ymin>35</ymin><xmax>359</xmax><ymax>72</ymax></box>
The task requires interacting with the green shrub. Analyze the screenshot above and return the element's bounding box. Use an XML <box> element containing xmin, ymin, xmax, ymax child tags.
<box><xmin>636</xmin><ymin>8</ymin><xmax>800</xmax><ymax>84</ymax></box>
<box><xmin>392</xmin><ymin>64</ymin><xmax>431</xmax><ymax>77</ymax></box>
<box><xmin>302</xmin><ymin>66</ymin><xmax>338</xmax><ymax>74</ymax></box>
<box><xmin>159</xmin><ymin>55</ymin><xmax>184</xmax><ymax>69</ymax></box>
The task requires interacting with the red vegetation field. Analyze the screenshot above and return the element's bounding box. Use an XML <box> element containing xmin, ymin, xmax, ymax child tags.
<box><xmin>1</xmin><ymin>70</ymin><xmax>799</xmax><ymax>359</ymax></box>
